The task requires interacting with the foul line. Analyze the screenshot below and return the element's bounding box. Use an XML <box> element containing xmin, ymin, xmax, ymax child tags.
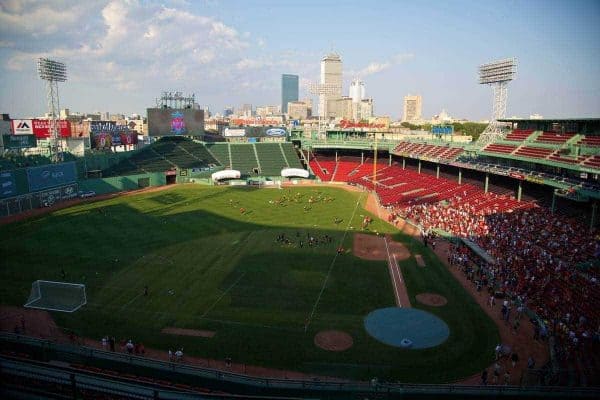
<box><xmin>305</xmin><ymin>192</ymin><xmax>365</xmax><ymax>330</ymax></box>
<box><xmin>371</xmin><ymin>190</ymin><xmax>403</xmax><ymax>307</ymax></box>
<box><xmin>119</xmin><ymin>292</ymin><xmax>144</xmax><ymax>311</ymax></box>
<box><xmin>383</xmin><ymin>237</ymin><xmax>402</xmax><ymax>307</ymax></box>
<box><xmin>200</xmin><ymin>272</ymin><xmax>246</xmax><ymax>318</ymax></box>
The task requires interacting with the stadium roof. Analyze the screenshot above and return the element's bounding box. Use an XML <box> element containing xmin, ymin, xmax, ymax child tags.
<box><xmin>498</xmin><ymin>118</ymin><xmax>600</xmax><ymax>122</ymax></box>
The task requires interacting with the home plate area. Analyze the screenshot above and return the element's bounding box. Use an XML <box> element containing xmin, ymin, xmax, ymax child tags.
<box><xmin>364</xmin><ymin>307</ymin><xmax>449</xmax><ymax>349</ymax></box>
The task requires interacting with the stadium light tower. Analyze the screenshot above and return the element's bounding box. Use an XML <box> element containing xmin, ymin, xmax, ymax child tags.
<box><xmin>308</xmin><ymin>82</ymin><xmax>337</xmax><ymax>135</ymax></box>
<box><xmin>38</xmin><ymin>58</ymin><xmax>67</xmax><ymax>162</ymax></box>
<box><xmin>477</xmin><ymin>58</ymin><xmax>517</xmax><ymax>145</ymax></box>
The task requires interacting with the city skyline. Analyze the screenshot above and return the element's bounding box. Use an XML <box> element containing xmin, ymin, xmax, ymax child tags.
<box><xmin>0</xmin><ymin>0</ymin><xmax>599</xmax><ymax>120</ymax></box>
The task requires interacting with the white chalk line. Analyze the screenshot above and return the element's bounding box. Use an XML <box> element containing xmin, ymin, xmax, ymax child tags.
<box><xmin>305</xmin><ymin>192</ymin><xmax>365</xmax><ymax>330</ymax></box>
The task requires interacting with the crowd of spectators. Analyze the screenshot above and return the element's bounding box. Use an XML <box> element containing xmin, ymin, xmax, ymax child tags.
<box><xmin>395</xmin><ymin>194</ymin><xmax>600</xmax><ymax>383</ymax></box>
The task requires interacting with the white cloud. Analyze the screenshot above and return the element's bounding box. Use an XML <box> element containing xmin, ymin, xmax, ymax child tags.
<box><xmin>351</xmin><ymin>52</ymin><xmax>415</xmax><ymax>77</ymax></box>
<box><xmin>2</xmin><ymin>0</ymin><xmax>249</xmax><ymax>91</ymax></box>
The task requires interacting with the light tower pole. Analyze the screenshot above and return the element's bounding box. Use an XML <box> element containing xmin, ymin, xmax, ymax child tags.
<box><xmin>477</xmin><ymin>58</ymin><xmax>516</xmax><ymax>146</ymax></box>
<box><xmin>38</xmin><ymin>58</ymin><xmax>67</xmax><ymax>162</ymax></box>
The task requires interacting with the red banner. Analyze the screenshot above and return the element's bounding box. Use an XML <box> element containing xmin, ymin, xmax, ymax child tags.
<box><xmin>509</xmin><ymin>172</ymin><xmax>525</xmax><ymax>180</ymax></box>
<box><xmin>339</xmin><ymin>120</ymin><xmax>386</xmax><ymax>129</ymax></box>
<box><xmin>32</xmin><ymin>119</ymin><xmax>71</xmax><ymax>139</ymax></box>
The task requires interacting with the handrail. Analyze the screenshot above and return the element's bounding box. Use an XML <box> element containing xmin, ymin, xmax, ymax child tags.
<box><xmin>2</xmin><ymin>333</ymin><xmax>598</xmax><ymax>397</ymax></box>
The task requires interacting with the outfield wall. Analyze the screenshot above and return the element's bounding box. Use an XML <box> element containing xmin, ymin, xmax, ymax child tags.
<box><xmin>0</xmin><ymin>172</ymin><xmax>166</xmax><ymax>218</ymax></box>
<box><xmin>77</xmin><ymin>172</ymin><xmax>166</xmax><ymax>195</ymax></box>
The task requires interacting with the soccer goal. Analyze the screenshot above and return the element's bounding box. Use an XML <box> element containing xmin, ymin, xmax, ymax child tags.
<box><xmin>24</xmin><ymin>280</ymin><xmax>87</xmax><ymax>313</ymax></box>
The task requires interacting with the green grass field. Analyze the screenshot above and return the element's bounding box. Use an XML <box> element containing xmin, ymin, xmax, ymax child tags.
<box><xmin>0</xmin><ymin>185</ymin><xmax>499</xmax><ymax>382</ymax></box>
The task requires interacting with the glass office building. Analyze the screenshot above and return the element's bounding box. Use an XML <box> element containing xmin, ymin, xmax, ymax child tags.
<box><xmin>281</xmin><ymin>74</ymin><xmax>299</xmax><ymax>114</ymax></box>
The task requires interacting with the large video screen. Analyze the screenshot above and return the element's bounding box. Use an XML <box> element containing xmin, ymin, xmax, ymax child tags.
<box><xmin>90</xmin><ymin>121</ymin><xmax>138</xmax><ymax>149</ymax></box>
<box><xmin>147</xmin><ymin>108</ymin><xmax>204</xmax><ymax>136</ymax></box>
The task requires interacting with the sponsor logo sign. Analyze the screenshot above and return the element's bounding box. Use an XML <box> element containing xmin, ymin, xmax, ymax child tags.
<box><xmin>224</xmin><ymin>128</ymin><xmax>246</xmax><ymax>137</ymax></box>
<box><xmin>2</xmin><ymin>134</ymin><xmax>36</xmax><ymax>149</ymax></box>
<box><xmin>90</xmin><ymin>121</ymin><xmax>117</xmax><ymax>133</ymax></box>
<box><xmin>265</xmin><ymin>128</ymin><xmax>287</xmax><ymax>137</ymax></box>
<box><xmin>31</xmin><ymin>119</ymin><xmax>71</xmax><ymax>138</ymax></box>
<box><xmin>509</xmin><ymin>172</ymin><xmax>525</xmax><ymax>180</ymax></box>
<box><xmin>11</xmin><ymin>119</ymin><xmax>33</xmax><ymax>135</ymax></box>
<box><xmin>26</xmin><ymin>162</ymin><xmax>77</xmax><ymax>192</ymax></box>
<box><xmin>525</xmin><ymin>176</ymin><xmax>544</xmax><ymax>185</ymax></box>
<box><xmin>0</xmin><ymin>171</ymin><xmax>16</xmax><ymax>199</ymax></box>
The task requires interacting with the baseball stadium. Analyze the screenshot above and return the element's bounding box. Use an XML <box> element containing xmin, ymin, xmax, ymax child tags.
<box><xmin>1</xmin><ymin>112</ymin><xmax>600</xmax><ymax>399</ymax></box>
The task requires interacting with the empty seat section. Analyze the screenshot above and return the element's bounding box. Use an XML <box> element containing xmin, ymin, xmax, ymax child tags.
<box><xmin>578</xmin><ymin>135</ymin><xmax>600</xmax><ymax>147</ymax></box>
<box><xmin>534</xmin><ymin>131</ymin><xmax>575</xmax><ymax>145</ymax></box>
<box><xmin>513</xmin><ymin>146</ymin><xmax>554</xmax><ymax>159</ymax></box>
<box><xmin>205</xmin><ymin>143</ymin><xmax>231</xmax><ymax>167</ymax></box>
<box><xmin>280</xmin><ymin>143</ymin><xmax>303</xmax><ymax>169</ymax></box>
<box><xmin>229</xmin><ymin>144</ymin><xmax>259</xmax><ymax>176</ymax></box>
<box><xmin>254</xmin><ymin>143</ymin><xmax>288</xmax><ymax>176</ymax></box>
<box><xmin>483</xmin><ymin>143</ymin><xmax>517</xmax><ymax>154</ymax></box>
<box><xmin>504</xmin><ymin>129</ymin><xmax>534</xmax><ymax>142</ymax></box>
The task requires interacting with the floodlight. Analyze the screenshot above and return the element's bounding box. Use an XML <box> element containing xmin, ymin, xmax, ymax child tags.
<box><xmin>38</xmin><ymin>58</ymin><xmax>67</xmax><ymax>162</ymax></box>
<box><xmin>477</xmin><ymin>58</ymin><xmax>517</xmax><ymax>145</ymax></box>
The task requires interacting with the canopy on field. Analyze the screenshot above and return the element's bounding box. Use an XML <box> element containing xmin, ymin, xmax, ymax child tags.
<box><xmin>281</xmin><ymin>168</ymin><xmax>309</xmax><ymax>178</ymax></box>
<box><xmin>212</xmin><ymin>169</ymin><xmax>241</xmax><ymax>181</ymax></box>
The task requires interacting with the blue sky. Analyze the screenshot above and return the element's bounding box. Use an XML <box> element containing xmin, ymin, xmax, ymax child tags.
<box><xmin>0</xmin><ymin>0</ymin><xmax>598</xmax><ymax>120</ymax></box>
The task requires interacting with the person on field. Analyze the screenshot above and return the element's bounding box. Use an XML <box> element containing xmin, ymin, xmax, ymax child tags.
<box><xmin>481</xmin><ymin>369</ymin><xmax>488</xmax><ymax>385</ymax></box>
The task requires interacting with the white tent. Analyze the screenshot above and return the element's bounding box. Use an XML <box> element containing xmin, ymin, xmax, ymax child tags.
<box><xmin>281</xmin><ymin>168</ymin><xmax>309</xmax><ymax>178</ymax></box>
<box><xmin>211</xmin><ymin>170</ymin><xmax>241</xmax><ymax>181</ymax></box>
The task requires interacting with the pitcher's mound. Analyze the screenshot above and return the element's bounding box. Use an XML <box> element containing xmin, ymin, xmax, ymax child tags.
<box><xmin>314</xmin><ymin>330</ymin><xmax>353</xmax><ymax>351</ymax></box>
<box><xmin>415</xmin><ymin>293</ymin><xmax>448</xmax><ymax>307</ymax></box>
<box><xmin>353</xmin><ymin>233</ymin><xmax>410</xmax><ymax>261</ymax></box>
<box><xmin>161</xmin><ymin>327</ymin><xmax>215</xmax><ymax>338</ymax></box>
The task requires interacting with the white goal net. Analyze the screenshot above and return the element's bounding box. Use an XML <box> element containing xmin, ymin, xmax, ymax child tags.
<box><xmin>24</xmin><ymin>280</ymin><xmax>87</xmax><ymax>313</ymax></box>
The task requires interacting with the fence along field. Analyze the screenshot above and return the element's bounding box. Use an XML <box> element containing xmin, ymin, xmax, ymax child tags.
<box><xmin>0</xmin><ymin>185</ymin><xmax>498</xmax><ymax>382</ymax></box>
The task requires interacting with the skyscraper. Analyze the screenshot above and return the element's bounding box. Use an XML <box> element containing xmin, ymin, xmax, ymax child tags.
<box><xmin>402</xmin><ymin>95</ymin><xmax>422</xmax><ymax>122</ymax></box>
<box><xmin>281</xmin><ymin>74</ymin><xmax>299</xmax><ymax>114</ymax></box>
<box><xmin>320</xmin><ymin>53</ymin><xmax>342</xmax><ymax>118</ymax></box>
<box><xmin>349</xmin><ymin>79</ymin><xmax>365</xmax><ymax>121</ymax></box>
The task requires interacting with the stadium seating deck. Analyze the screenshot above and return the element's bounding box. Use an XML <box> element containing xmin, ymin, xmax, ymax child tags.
<box><xmin>280</xmin><ymin>143</ymin><xmax>303</xmax><ymax>169</ymax></box>
<box><xmin>578</xmin><ymin>135</ymin><xmax>600</xmax><ymax>147</ymax></box>
<box><xmin>504</xmin><ymin>129</ymin><xmax>535</xmax><ymax>142</ymax></box>
<box><xmin>513</xmin><ymin>146</ymin><xmax>555</xmax><ymax>159</ymax></box>
<box><xmin>583</xmin><ymin>155</ymin><xmax>600</xmax><ymax>168</ymax></box>
<box><xmin>534</xmin><ymin>131</ymin><xmax>576</xmax><ymax>145</ymax></box>
<box><xmin>229</xmin><ymin>144</ymin><xmax>259</xmax><ymax>176</ymax></box>
<box><xmin>205</xmin><ymin>143</ymin><xmax>231</xmax><ymax>168</ymax></box>
<box><xmin>483</xmin><ymin>143</ymin><xmax>517</xmax><ymax>155</ymax></box>
<box><xmin>392</xmin><ymin>141</ymin><xmax>464</xmax><ymax>160</ymax></box>
<box><xmin>102</xmin><ymin>138</ymin><xmax>222</xmax><ymax>177</ymax></box>
<box><xmin>254</xmin><ymin>143</ymin><xmax>288</xmax><ymax>176</ymax></box>
<box><xmin>547</xmin><ymin>150</ymin><xmax>587</xmax><ymax>165</ymax></box>
<box><xmin>308</xmin><ymin>154</ymin><xmax>336</xmax><ymax>181</ymax></box>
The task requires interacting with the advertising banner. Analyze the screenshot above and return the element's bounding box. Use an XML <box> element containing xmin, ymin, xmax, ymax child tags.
<box><xmin>32</xmin><ymin>119</ymin><xmax>71</xmax><ymax>138</ymax></box>
<box><xmin>265</xmin><ymin>128</ymin><xmax>287</xmax><ymax>137</ymax></box>
<box><xmin>90</xmin><ymin>121</ymin><xmax>138</xmax><ymax>149</ymax></box>
<box><xmin>224</xmin><ymin>128</ymin><xmax>246</xmax><ymax>137</ymax></box>
<box><xmin>26</xmin><ymin>162</ymin><xmax>77</xmax><ymax>192</ymax></box>
<box><xmin>0</xmin><ymin>171</ymin><xmax>16</xmax><ymax>199</ymax></box>
<box><xmin>432</xmin><ymin>125</ymin><xmax>453</xmax><ymax>135</ymax></box>
<box><xmin>11</xmin><ymin>119</ymin><xmax>33</xmax><ymax>135</ymax></box>
<box><xmin>2</xmin><ymin>134</ymin><xmax>36</xmax><ymax>149</ymax></box>
<box><xmin>147</xmin><ymin>108</ymin><xmax>204</xmax><ymax>136</ymax></box>
<box><xmin>38</xmin><ymin>183</ymin><xmax>78</xmax><ymax>205</ymax></box>
<box><xmin>70</xmin><ymin>120</ymin><xmax>91</xmax><ymax>138</ymax></box>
